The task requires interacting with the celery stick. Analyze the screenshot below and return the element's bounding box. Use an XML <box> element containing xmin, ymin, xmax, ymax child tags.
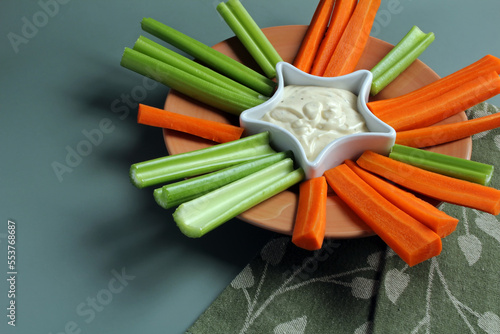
<box><xmin>217</xmin><ymin>2</ymin><xmax>276</xmax><ymax>78</ymax></box>
<box><xmin>120</xmin><ymin>48</ymin><xmax>264</xmax><ymax>115</ymax></box>
<box><xmin>173</xmin><ymin>159</ymin><xmax>304</xmax><ymax>238</ymax></box>
<box><xmin>390</xmin><ymin>144</ymin><xmax>494</xmax><ymax>185</ymax></box>
<box><xmin>226</xmin><ymin>0</ymin><xmax>283</xmax><ymax>67</ymax></box>
<box><xmin>130</xmin><ymin>132</ymin><xmax>276</xmax><ymax>189</ymax></box>
<box><xmin>133</xmin><ymin>36</ymin><xmax>265</xmax><ymax>100</ymax></box>
<box><xmin>218</xmin><ymin>0</ymin><xmax>283</xmax><ymax>78</ymax></box>
<box><xmin>154</xmin><ymin>151</ymin><xmax>292</xmax><ymax>209</ymax></box>
<box><xmin>140</xmin><ymin>18</ymin><xmax>276</xmax><ymax>96</ymax></box>
<box><xmin>370</xmin><ymin>26</ymin><xmax>435</xmax><ymax>96</ymax></box>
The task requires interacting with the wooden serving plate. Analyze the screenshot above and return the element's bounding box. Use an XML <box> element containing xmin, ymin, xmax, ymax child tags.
<box><xmin>163</xmin><ymin>25</ymin><xmax>471</xmax><ymax>238</ymax></box>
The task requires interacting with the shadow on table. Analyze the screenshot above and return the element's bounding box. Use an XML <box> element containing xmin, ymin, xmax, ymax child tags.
<box><xmin>70</xmin><ymin>63</ymin><xmax>277</xmax><ymax>299</ymax></box>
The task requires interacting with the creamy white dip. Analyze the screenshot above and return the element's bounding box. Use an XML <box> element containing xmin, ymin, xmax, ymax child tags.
<box><xmin>261</xmin><ymin>85</ymin><xmax>369</xmax><ymax>161</ymax></box>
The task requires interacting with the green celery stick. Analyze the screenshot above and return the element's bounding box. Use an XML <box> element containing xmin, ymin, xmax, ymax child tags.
<box><xmin>141</xmin><ymin>18</ymin><xmax>276</xmax><ymax>96</ymax></box>
<box><xmin>219</xmin><ymin>0</ymin><xmax>283</xmax><ymax>78</ymax></box>
<box><xmin>217</xmin><ymin>2</ymin><xmax>276</xmax><ymax>78</ymax></box>
<box><xmin>133</xmin><ymin>36</ymin><xmax>266</xmax><ymax>100</ymax></box>
<box><xmin>226</xmin><ymin>0</ymin><xmax>283</xmax><ymax>67</ymax></box>
<box><xmin>129</xmin><ymin>132</ymin><xmax>276</xmax><ymax>189</ymax></box>
<box><xmin>390</xmin><ymin>144</ymin><xmax>494</xmax><ymax>185</ymax></box>
<box><xmin>173</xmin><ymin>159</ymin><xmax>304</xmax><ymax>238</ymax></box>
<box><xmin>370</xmin><ymin>26</ymin><xmax>435</xmax><ymax>96</ymax></box>
<box><xmin>154</xmin><ymin>151</ymin><xmax>292</xmax><ymax>209</ymax></box>
<box><xmin>120</xmin><ymin>48</ymin><xmax>264</xmax><ymax>115</ymax></box>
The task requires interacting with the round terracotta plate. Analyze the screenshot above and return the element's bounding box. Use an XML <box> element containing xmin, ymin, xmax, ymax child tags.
<box><xmin>163</xmin><ymin>25</ymin><xmax>472</xmax><ymax>239</ymax></box>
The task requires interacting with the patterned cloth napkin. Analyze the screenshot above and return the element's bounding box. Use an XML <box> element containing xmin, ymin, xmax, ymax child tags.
<box><xmin>185</xmin><ymin>103</ymin><xmax>500</xmax><ymax>334</ymax></box>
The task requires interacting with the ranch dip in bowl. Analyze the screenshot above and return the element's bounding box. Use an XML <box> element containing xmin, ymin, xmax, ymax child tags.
<box><xmin>240</xmin><ymin>61</ymin><xmax>396</xmax><ymax>179</ymax></box>
<box><xmin>261</xmin><ymin>84</ymin><xmax>369</xmax><ymax>161</ymax></box>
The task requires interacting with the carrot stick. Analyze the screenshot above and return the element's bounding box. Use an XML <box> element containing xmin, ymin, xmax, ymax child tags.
<box><xmin>324</xmin><ymin>164</ymin><xmax>442</xmax><ymax>267</ymax></box>
<box><xmin>310</xmin><ymin>0</ymin><xmax>357</xmax><ymax>76</ymax></box>
<box><xmin>396</xmin><ymin>110</ymin><xmax>500</xmax><ymax>148</ymax></box>
<box><xmin>322</xmin><ymin>0</ymin><xmax>381</xmax><ymax>77</ymax></box>
<box><xmin>137</xmin><ymin>104</ymin><xmax>244</xmax><ymax>143</ymax></box>
<box><xmin>344</xmin><ymin>159</ymin><xmax>458</xmax><ymax>238</ymax></box>
<box><xmin>378</xmin><ymin>71</ymin><xmax>500</xmax><ymax>131</ymax></box>
<box><xmin>293</xmin><ymin>0</ymin><xmax>335</xmax><ymax>73</ymax></box>
<box><xmin>367</xmin><ymin>55</ymin><xmax>500</xmax><ymax>117</ymax></box>
<box><xmin>291</xmin><ymin>176</ymin><xmax>328</xmax><ymax>251</ymax></box>
<box><xmin>356</xmin><ymin>150</ymin><xmax>500</xmax><ymax>215</ymax></box>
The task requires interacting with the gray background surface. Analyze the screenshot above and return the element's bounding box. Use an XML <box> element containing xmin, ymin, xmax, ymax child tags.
<box><xmin>1</xmin><ymin>0</ymin><xmax>499</xmax><ymax>333</ymax></box>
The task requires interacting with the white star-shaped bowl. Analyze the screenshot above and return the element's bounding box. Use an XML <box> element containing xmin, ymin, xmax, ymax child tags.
<box><xmin>240</xmin><ymin>61</ymin><xmax>396</xmax><ymax>179</ymax></box>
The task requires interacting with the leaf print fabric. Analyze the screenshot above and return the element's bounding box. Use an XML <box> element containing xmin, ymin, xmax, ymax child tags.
<box><xmin>186</xmin><ymin>103</ymin><xmax>500</xmax><ymax>334</ymax></box>
<box><xmin>186</xmin><ymin>237</ymin><xmax>387</xmax><ymax>334</ymax></box>
<box><xmin>458</xmin><ymin>207</ymin><xmax>483</xmax><ymax>266</ymax></box>
<box><xmin>384</xmin><ymin>268</ymin><xmax>410</xmax><ymax>304</ymax></box>
<box><xmin>273</xmin><ymin>316</ymin><xmax>307</xmax><ymax>334</ymax></box>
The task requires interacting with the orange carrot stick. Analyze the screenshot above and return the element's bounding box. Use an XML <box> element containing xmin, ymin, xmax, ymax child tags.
<box><xmin>367</xmin><ymin>55</ymin><xmax>500</xmax><ymax>117</ymax></box>
<box><xmin>291</xmin><ymin>176</ymin><xmax>328</xmax><ymax>250</ymax></box>
<box><xmin>137</xmin><ymin>104</ymin><xmax>244</xmax><ymax>143</ymax></box>
<box><xmin>344</xmin><ymin>159</ymin><xmax>458</xmax><ymax>238</ymax></box>
<box><xmin>324</xmin><ymin>164</ymin><xmax>442</xmax><ymax>267</ymax></box>
<box><xmin>356</xmin><ymin>150</ymin><xmax>500</xmax><ymax>215</ymax></box>
<box><xmin>322</xmin><ymin>0</ymin><xmax>381</xmax><ymax>77</ymax></box>
<box><xmin>378</xmin><ymin>71</ymin><xmax>500</xmax><ymax>131</ymax></box>
<box><xmin>293</xmin><ymin>0</ymin><xmax>335</xmax><ymax>73</ymax></box>
<box><xmin>396</xmin><ymin>110</ymin><xmax>500</xmax><ymax>148</ymax></box>
<box><xmin>310</xmin><ymin>0</ymin><xmax>357</xmax><ymax>76</ymax></box>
